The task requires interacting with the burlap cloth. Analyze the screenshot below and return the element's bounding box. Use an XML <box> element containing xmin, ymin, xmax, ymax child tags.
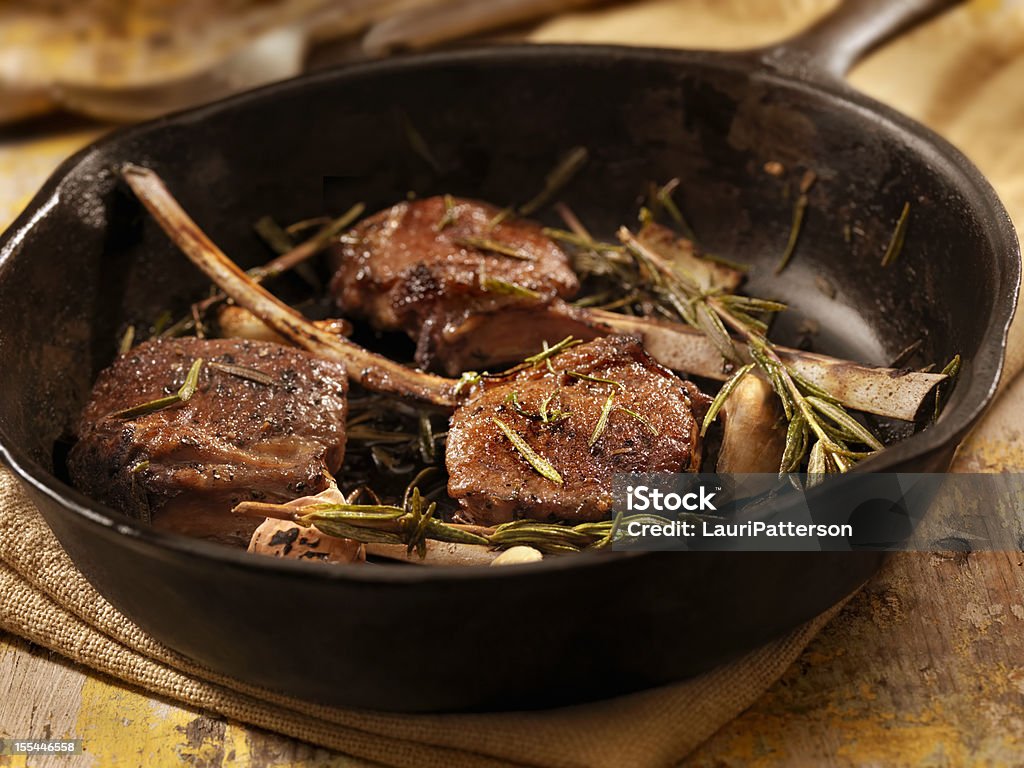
<box><xmin>3</xmin><ymin>1</ymin><xmax>1024</xmax><ymax>766</ymax></box>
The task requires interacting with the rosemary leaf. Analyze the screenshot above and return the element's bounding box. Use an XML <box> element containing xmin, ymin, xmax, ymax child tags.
<box><xmin>566</xmin><ymin>371</ymin><xmax>624</xmax><ymax>389</ymax></box>
<box><xmin>401</xmin><ymin>112</ymin><xmax>442</xmax><ymax>173</ymax></box>
<box><xmin>118</xmin><ymin>326</ymin><xmax>135</xmax><ymax>356</ymax></box>
<box><xmin>253</xmin><ymin>216</ymin><xmax>294</xmax><ymax>255</ymax></box>
<box><xmin>487</xmin><ymin>206</ymin><xmax>513</xmax><ymax>231</ymax></box>
<box><xmin>775</xmin><ymin>193</ymin><xmax>808</xmax><ymax>274</ymax></box>
<box><xmin>492</xmin><ymin>417</ymin><xmax>563</xmax><ymax>485</ymax></box>
<box><xmin>312</xmin><ymin>520</ymin><xmax>405</xmax><ymax>545</ymax></box>
<box><xmin>701</xmin><ymin>363</ymin><xmax>755</xmax><ymax>436</ymax></box>
<box><xmin>541</xmin><ymin>227</ymin><xmax>625</xmax><ymax>254</ymax></box>
<box><xmin>881</xmin><ymin>202</ymin><xmax>911</xmax><ymax>267</ymax></box>
<box><xmin>780</xmin><ymin>413</ymin><xmax>809</xmax><ymax>474</ymax></box>
<box><xmin>435</xmin><ymin>194</ymin><xmax>458</xmax><ymax>232</ymax></box>
<box><xmin>208</xmin><ymin>361</ymin><xmax>276</xmax><ymax>387</ymax></box>
<box><xmin>504</xmin><ymin>390</ymin><xmax>538</xmax><ymax>421</ymax></box>
<box><xmin>695</xmin><ymin>302</ymin><xmax>740</xmax><ymax>363</ymax></box>
<box><xmin>418</xmin><ymin>412</ymin><xmax>436</xmax><ymax>463</ymax></box>
<box><xmin>481</xmin><ymin>277</ymin><xmax>542</xmax><ymax>299</ymax></box>
<box><xmin>108</xmin><ymin>358</ymin><xmax>204</xmax><ymax>420</ymax></box>
<box><xmin>454</xmin><ymin>235</ymin><xmax>535</xmax><ymax>261</ymax></box>
<box><xmin>524</xmin><ymin>336</ymin><xmax>581</xmax><ymax>368</ymax></box>
<box><xmin>305</xmin><ymin>503</ymin><xmax>406</xmax><ymax>519</ymax></box>
<box><xmin>616</xmin><ymin>407</ymin><xmax>659</xmax><ymax>436</ymax></box>
<box><xmin>519</xmin><ymin>145</ymin><xmax>589</xmax><ymax>216</ymax></box>
<box><xmin>423</xmin><ymin>519</ymin><xmax>489</xmax><ymax>546</ymax></box>
<box><xmin>453</xmin><ymin>371</ymin><xmax>483</xmax><ymax>396</ymax></box>
<box><xmin>805</xmin><ymin>396</ymin><xmax>884</xmax><ymax>450</ymax></box>
<box><xmin>589</xmin><ymin>391</ymin><xmax>617</xmax><ymax>448</ymax></box>
<box><xmin>720</xmin><ymin>295</ymin><xmax>788</xmax><ymax>314</ymax></box>
<box><xmin>786</xmin><ymin>366</ymin><xmax>840</xmax><ymax>403</ymax></box>
<box><xmin>807</xmin><ymin>439</ymin><xmax>828</xmax><ymax>483</ymax></box>
<box><xmin>941</xmin><ymin>353</ymin><xmax>961</xmax><ymax>378</ymax></box>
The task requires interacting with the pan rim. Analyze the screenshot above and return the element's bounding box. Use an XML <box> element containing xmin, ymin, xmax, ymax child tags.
<box><xmin>0</xmin><ymin>42</ymin><xmax>1018</xmax><ymax>583</ymax></box>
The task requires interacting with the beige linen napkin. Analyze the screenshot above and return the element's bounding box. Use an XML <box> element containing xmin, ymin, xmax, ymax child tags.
<box><xmin>0</xmin><ymin>465</ymin><xmax>847</xmax><ymax>768</ymax></box>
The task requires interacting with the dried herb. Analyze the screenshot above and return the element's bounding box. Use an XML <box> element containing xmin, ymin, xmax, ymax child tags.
<box><xmin>648</xmin><ymin>178</ymin><xmax>696</xmax><ymax>240</ymax></box>
<box><xmin>615</xmin><ymin>407</ymin><xmax>659</xmax><ymax>436</ymax></box>
<box><xmin>881</xmin><ymin>202</ymin><xmax>911</xmax><ymax>267</ymax></box>
<box><xmin>519</xmin><ymin>145</ymin><xmax>589</xmax><ymax>216</ymax></box>
<box><xmin>118</xmin><ymin>326</ymin><xmax>135</xmax><ymax>356</ymax></box>
<box><xmin>455</xmin><ymin>235</ymin><xmax>535</xmax><ymax>261</ymax></box>
<box><xmin>566</xmin><ymin>371</ymin><xmax>624</xmax><ymax>389</ymax></box>
<box><xmin>700</xmin><ymin>363</ymin><xmax>755</xmax><ymax>436</ymax></box>
<box><xmin>775</xmin><ymin>194</ymin><xmax>808</xmax><ymax>274</ymax></box>
<box><xmin>589</xmin><ymin>391</ymin><xmax>617</xmax><ymax>448</ymax></box>
<box><xmin>108</xmin><ymin>358</ymin><xmax>204</xmax><ymax>420</ymax></box>
<box><xmin>539</xmin><ymin>387</ymin><xmax>571</xmax><ymax>423</ymax></box>
<box><xmin>435</xmin><ymin>194</ymin><xmax>458</xmax><ymax>232</ymax></box>
<box><xmin>492</xmin><ymin>416</ymin><xmax>563</xmax><ymax>485</ymax></box>
<box><xmin>208</xmin><ymin>361</ymin><xmax>276</xmax><ymax>387</ymax></box>
<box><xmin>481</xmin><ymin>276</ymin><xmax>542</xmax><ymax>298</ymax></box>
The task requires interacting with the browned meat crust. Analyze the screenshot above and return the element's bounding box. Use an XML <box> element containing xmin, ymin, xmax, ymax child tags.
<box><xmin>446</xmin><ymin>336</ymin><xmax>710</xmax><ymax>525</ymax></box>
<box><xmin>328</xmin><ymin>196</ymin><xmax>579</xmax><ymax>368</ymax></box>
<box><xmin>68</xmin><ymin>337</ymin><xmax>348</xmax><ymax>546</ymax></box>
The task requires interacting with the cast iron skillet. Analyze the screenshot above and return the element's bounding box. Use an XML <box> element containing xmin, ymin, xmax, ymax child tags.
<box><xmin>0</xmin><ymin>0</ymin><xmax>1018</xmax><ymax>712</ymax></box>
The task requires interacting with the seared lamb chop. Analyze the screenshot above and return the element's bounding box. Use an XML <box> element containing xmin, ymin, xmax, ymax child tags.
<box><xmin>446</xmin><ymin>335</ymin><xmax>711</xmax><ymax>525</ymax></box>
<box><xmin>68</xmin><ymin>337</ymin><xmax>348</xmax><ymax>546</ymax></box>
<box><xmin>328</xmin><ymin>196</ymin><xmax>584</xmax><ymax>369</ymax></box>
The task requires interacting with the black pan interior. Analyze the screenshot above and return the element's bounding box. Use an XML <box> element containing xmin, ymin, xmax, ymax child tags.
<box><xmin>0</xmin><ymin>46</ymin><xmax>1016</xmax><ymax>711</ymax></box>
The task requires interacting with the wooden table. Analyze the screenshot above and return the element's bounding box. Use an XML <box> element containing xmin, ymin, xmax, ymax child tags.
<box><xmin>3</xmin><ymin>2</ymin><xmax>1024</xmax><ymax>764</ymax></box>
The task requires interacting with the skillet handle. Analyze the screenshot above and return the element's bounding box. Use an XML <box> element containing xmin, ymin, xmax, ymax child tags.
<box><xmin>761</xmin><ymin>0</ymin><xmax>962</xmax><ymax>83</ymax></box>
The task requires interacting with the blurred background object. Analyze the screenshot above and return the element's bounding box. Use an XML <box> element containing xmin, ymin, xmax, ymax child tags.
<box><xmin>0</xmin><ymin>0</ymin><xmax>613</xmax><ymax>123</ymax></box>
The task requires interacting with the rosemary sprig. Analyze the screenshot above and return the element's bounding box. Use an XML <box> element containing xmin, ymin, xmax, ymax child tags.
<box><xmin>244</xmin><ymin>496</ymin><xmax>645</xmax><ymax>556</ymax></box>
<box><xmin>108</xmin><ymin>358</ymin><xmax>204</xmax><ymax>420</ymax></box>
<box><xmin>492</xmin><ymin>417</ymin><xmax>563</xmax><ymax>485</ymax></box>
<box><xmin>618</xmin><ymin>224</ymin><xmax>883</xmax><ymax>474</ymax></box>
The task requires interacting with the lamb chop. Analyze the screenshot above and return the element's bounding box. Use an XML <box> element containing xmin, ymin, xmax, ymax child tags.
<box><xmin>68</xmin><ymin>337</ymin><xmax>349</xmax><ymax>546</ymax></box>
<box><xmin>324</xmin><ymin>196</ymin><xmax>944</xmax><ymax>421</ymax></box>
<box><xmin>447</xmin><ymin>335</ymin><xmax>711</xmax><ymax>525</ymax></box>
<box><xmin>328</xmin><ymin>195</ymin><xmax>584</xmax><ymax>368</ymax></box>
